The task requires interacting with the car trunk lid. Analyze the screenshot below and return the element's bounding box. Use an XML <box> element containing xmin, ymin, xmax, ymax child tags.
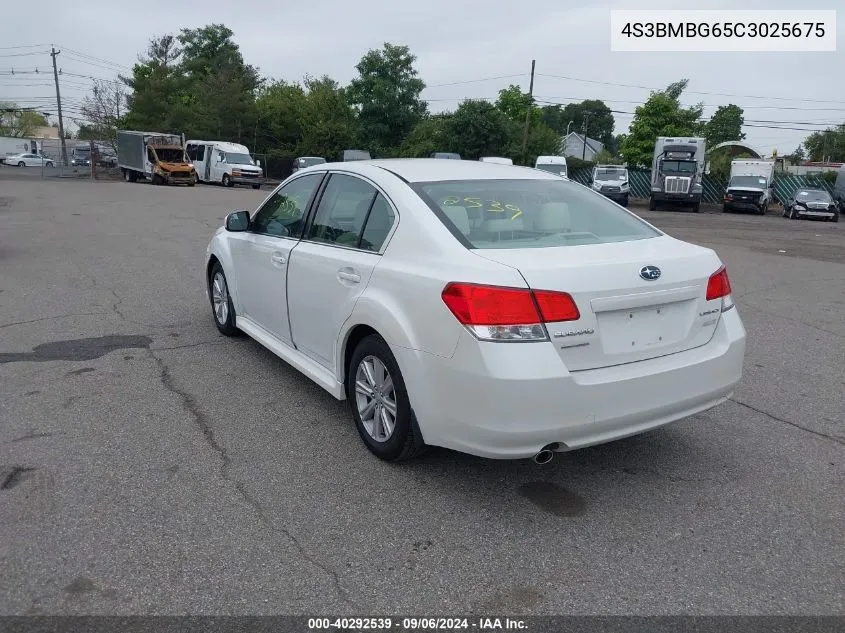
<box><xmin>473</xmin><ymin>236</ymin><xmax>726</xmax><ymax>371</ymax></box>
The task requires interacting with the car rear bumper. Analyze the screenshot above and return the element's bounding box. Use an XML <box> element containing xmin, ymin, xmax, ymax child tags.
<box><xmin>395</xmin><ymin>307</ymin><xmax>746</xmax><ymax>459</ymax></box>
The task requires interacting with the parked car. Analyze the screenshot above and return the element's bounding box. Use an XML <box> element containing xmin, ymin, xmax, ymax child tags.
<box><xmin>2</xmin><ymin>152</ymin><xmax>54</xmax><ymax>167</ymax></box>
<box><xmin>205</xmin><ymin>159</ymin><xmax>746</xmax><ymax>464</ymax></box>
<box><xmin>783</xmin><ymin>188</ymin><xmax>839</xmax><ymax>222</ymax></box>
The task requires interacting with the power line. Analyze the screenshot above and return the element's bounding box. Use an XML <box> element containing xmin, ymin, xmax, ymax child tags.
<box><xmin>533</xmin><ymin>94</ymin><xmax>845</xmax><ymax>113</ymax></box>
<box><xmin>426</xmin><ymin>73</ymin><xmax>526</xmax><ymax>88</ymax></box>
<box><xmin>59</xmin><ymin>46</ymin><xmax>133</xmax><ymax>71</ymax></box>
<box><xmin>536</xmin><ymin>72</ymin><xmax>845</xmax><ymax>105</ymax></box>
<box><xmin>0</xmin><ymin>44</ymin><xmax>48</xmax><ymax>50</ymax></box>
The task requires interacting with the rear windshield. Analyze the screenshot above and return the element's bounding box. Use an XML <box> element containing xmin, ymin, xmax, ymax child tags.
<box><xmin>413</xmin><ymin>179</ymin><xmax>660</xmax><ymax>249</ymax></box>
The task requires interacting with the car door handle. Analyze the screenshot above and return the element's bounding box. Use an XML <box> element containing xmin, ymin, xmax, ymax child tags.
<box><xmin>270</xmin><ymin>253</ymin><xmax>287</xmax><ymax>266</ymax></box>
<box><xmin>337</xmin><ymin>269</ymin><xmax>361</xmax><ymax>284</ymax></box>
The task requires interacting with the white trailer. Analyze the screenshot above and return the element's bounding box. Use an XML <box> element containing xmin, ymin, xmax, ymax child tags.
<box><xmin>0</xmin><ymin>137</ymin><xmax>41</xmax><ymax>163</ymax></box>
<box><xmin>723</xmin><ymin>159</ymin><xmax>776</xmax><ymax>215</ymax></box>
<box><xmin>185</xmin><ymin>140</ymin><xmax>264</xmax><ymax>189</ymax></box>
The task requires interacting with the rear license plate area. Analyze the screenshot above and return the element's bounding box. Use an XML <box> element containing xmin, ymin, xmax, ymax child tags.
<box><xmin>597</xmin><ymin>301</ymin><xmax>692</xmax><ymax>354</ymax></box>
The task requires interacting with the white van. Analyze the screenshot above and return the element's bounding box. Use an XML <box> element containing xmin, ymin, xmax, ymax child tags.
<box><xmin>534</xmin><ymin>155</ymin><xmax>568</xmax><ymax>178</ymax></box>
<box><xmin>479</xmin><ymin>156</ymin><xmax>513</xmax><ymax>165</ymax></box>
<box><xmin>185</xmin><ymin>140</ymin><xmax>264</xmax><ymax>189</ymax></box>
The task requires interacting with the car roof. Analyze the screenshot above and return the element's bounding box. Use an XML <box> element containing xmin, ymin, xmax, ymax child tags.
<box><xmin>319</xmin><ymin>158</ymin><xmax>560</xmax><ymax>183</ymax></box>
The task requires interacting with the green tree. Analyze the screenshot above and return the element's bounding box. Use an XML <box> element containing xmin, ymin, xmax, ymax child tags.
<box><xmin>347</xmin><ymin>43</ymin><xmax>427</xmax><ymax>156</ymax></box>
<box><xmin>0</xmin><ymin>103</ymin><xmax>47</xmax><ymax>137</ymax></box>
<box><xmin>619</xmin><ymin>79</ymin><xmax>704</xmax><ymax>167</ymax></box>
<box><xmin>298</xmin><ymin>75</ymin><xmax>360</xmax><ymax>160</ymax></box>
<box><xmin>540</xmin><ymin>104</ymin><xmax>568</xmax><ymax>136</ymax></box>
<box><xmin>121</xmin><ymin>34</ymin><xmax>186</xmax><ymax>132</ymax></box>
<box><xmin>495</xmin><ymin>84</ymin><xmax>541</xmax><ymax>126</ymax></box>
<box><xmin>444</xmin><ymin>100</ymin><xmax>511</xmax><ymax>160</ymax></box>
<box><xmin>255</xmin><ymin>80</ymin><xmax>307</xmax><ymax>154</ymax></box>
<box><xmin>398</xmin><ymin>114</ymin><xmax>452</xmax><ymax>157</ymax></box>
<box><xmin>555</xmin><ymin>100</ymin><xmax>615</xmax><ymax>147</ymax></box>
<box><xmin>802</xmin><ymin>124</ymin><xmax>845</xmax><ymax>162</ymax></box>
<box><xmin>704</xmin><ymin>104</ymin><xmax>745</xmax><ymax>147</ymax></box>
<box><xmin>516</xmin><ymin>122</ymin><xmax>561</xmax><ymax>167</ymax></box>
<box><xmin>176</xmin><ymin>24</ymin><xmax>260</xmax><ymax>141</ymax></box>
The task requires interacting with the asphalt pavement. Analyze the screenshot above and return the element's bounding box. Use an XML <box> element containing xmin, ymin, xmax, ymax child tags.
<box><xmin>1</xmin><ymin>176</ymin><xmax>843</xmax><ymax>615</ymax></box>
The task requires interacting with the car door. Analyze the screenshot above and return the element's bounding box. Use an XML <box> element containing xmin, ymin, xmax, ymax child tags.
<box><xmin>228</xmin><ymin>173</ymin><xmax>324</xmax><ymax>345</ymax></box>
<box><xmin>287</xmin><ymin>173</ymin><xmax>398</xmax><ymax>371</ymax></box>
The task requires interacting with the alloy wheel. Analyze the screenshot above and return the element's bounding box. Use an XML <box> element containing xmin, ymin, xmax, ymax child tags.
<box><xmin>354</xmin><ymin>356</ymin><xmax>397</xmax><ymax>443</ymax></box>
<box><xmin>211</xmin><ymin>272</ymin><xmax>229</xmax><ymax>324</ymax></box>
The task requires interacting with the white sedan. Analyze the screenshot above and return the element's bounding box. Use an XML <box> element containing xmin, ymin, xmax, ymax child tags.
<box><xmin>205</xmin><ymin>159</ymin><xmax>746</xmax><ymax>463</ymax></box>
<box><xmin>2</xmin><ymin>152</ymin><xmax>54</xmax><ymax>167</ymax></box>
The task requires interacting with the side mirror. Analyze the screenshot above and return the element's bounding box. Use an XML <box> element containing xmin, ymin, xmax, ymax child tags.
<box><xmin>256</xmin><ymin>159</ymin><xmax>261</xmax><ymax>167</ymax></box>
<box><xmin>225</xmin><ymin>210</ymin><xmax>250</xmax><ymax>232</ymax></box>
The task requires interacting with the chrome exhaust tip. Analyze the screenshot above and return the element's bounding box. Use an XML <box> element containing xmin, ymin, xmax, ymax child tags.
<box><xmin>533</xmin><ymin>449</ymin><xmax>554</xmax><ymax>465</ymax></box>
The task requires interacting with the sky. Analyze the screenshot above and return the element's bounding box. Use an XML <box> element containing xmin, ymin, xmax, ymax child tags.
<box><xmin>1</xmin><ymin>0</ymin><xmax>842</xmax><ymax>156</ymax></box>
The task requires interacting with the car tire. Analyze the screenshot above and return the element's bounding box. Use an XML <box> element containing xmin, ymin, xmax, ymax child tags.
<box><xmin>790</xmin><ymin>208</ymin><xmax>800</xmax><ymax>219</ymax></box>
<box><xmin>832</xmin><ymin>212</ymin><xmax>840</xmax><ymax>223</ymax></box>
<box><xmin>252</xmin><ymin>184</ymin><xmax>261</xmax><ymax>190</ymax></box>
<box><xmin>17</xmin><ymin>161</ymin><xmax>25</xmax><ymax>167</ymax></box>
<box><xmin>347</xmin><ymin>334</ymin><xmax>426</xmax><ymax>462</ymax></box>
<box><xmin>208</xmin><ymin>262</ymin><xmax>239</xmax><ymax>336</ymax></box>
<box><xmin>692</xmin><ymin>203</ymin><xmax>700</xmax><ymax>213</ymax></box>
<box><xmin>648</xmin><ymin>196</ymin><xmax>657</xmax><ymax>211</ymax></box>
<box><xmin>222</xmin><ymin>174</ymin><xmax>231</xmax><ymax>187</ymax></box>
<box><xmin>45</xmin><ymin>162</ymin><xmax>54</xmax><ymax>168</ymax></box>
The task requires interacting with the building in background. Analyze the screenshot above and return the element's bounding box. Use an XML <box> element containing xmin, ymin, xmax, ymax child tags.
<box><xmin>561</xmin><ymin>132</ymin><xmax>604</xmax><ymax>161</ymax></box>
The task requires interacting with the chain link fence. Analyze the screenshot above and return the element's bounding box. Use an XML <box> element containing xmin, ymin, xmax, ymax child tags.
<box><xmin>568</xmin><ymin>166</ymin><xmax>836</xmax><ymax>205</ymax></box>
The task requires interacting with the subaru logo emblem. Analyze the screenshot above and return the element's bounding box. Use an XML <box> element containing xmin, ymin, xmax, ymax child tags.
<box><xmin>640</xmin><ymin>265</ymin><xmax>661</xmax><ymax>281</ymax></box>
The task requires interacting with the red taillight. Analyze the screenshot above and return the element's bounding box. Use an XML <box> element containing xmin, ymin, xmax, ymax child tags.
<box><xmin>706</xmin><ymin>266</ymin><xmax>732</xmax><ymax>301</ymax></box>
<box><xmin>533</xmin><ymin>289</ymin><xmax>581</xmax><ymax>322</ymax></box>
<box><xmin>441</xmin><ymin>283</ymin><xmax>539</xmax><ymax>326</ymax></box>
<box><xmin>441</xmin><ymin>283</ymin><xmax>579</xmax><ymax>341</ymax></box>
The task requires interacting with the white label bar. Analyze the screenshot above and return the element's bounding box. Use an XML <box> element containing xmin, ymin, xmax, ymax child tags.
<box><xmin>610</xmin><ymin>10</ymin><xmax>837</xmax><ymax>52</ymax></box>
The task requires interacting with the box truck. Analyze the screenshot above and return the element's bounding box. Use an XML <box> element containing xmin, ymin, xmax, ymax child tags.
<box><xmin>723</xmin><ymin>159</ymin><xmax>776</xmax><ymax>215</ymax></box>
<box><xmin>118</xmin><ymin>130</ymin><xmax>195</xmax><ymax>186</ymax></box>
<box><xmin>649</xmin><ymin>137</ymin><xmax>706</xmax><ymax>212</ymax></box>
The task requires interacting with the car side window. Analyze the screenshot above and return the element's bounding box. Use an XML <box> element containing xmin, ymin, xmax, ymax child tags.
<box><xmin>147</xmin><ymin>148</ymin><xmax>155</xmax><ymax>163</ymax></box>
<box><xmin>251</xmin><ymin>173</ymin><xmax>323</xmax><ymax>238</ymax></box>
<box><xmin>307</xmin><ymin>174</ymin><xmax>377</xmax><ymax>248</ymax></box>
<box><xmin>359</xmin><ymin>194</ymin><xmax>396</xmax><ymax>252</ymax></box>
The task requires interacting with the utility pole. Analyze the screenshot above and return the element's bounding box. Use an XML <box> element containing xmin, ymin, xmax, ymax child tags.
<box><xmin>521</xmin><ymin>59</ymin><xmax>536</xmax><ymax>165</ymax></box>
<box><xmin>50</xmin><ymin>46</ymin><xmax>68</xmax><ymax>167</ymax></box>
<box><xmin>581</xmin><ymin>114</ymin><xmax>590</xmax><ymax>161</ymax></box>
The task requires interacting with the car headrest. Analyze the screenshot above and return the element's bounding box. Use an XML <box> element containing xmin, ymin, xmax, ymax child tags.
<box><xmin>533</xmin><ymin>202</ymin><xmax>570</xmax><ymax>232</ymax></box>
<box><xmin>480</xmin><ymin>217</ymin><xmax>525</xmax><ymax>234</ymax></box>
<box><xmin>441</xmin><ymin>205</ymin><xmax>470</xmax><ymax>235</ymax></box>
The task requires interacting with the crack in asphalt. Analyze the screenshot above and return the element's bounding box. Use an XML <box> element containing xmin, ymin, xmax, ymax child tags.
<box><xmin>110</xmin><ymin>288</ymin><xmax>126</xmax><ymax>322</ymax></box>
<box><xmin>148</xmin><ymin>348</ymin><xmax>360</xmax><ymax>610</ymax></box>
<box><xmin>730</xmin><ymin>398</ymin><xmax>845</xmax><ymax>447</ymax></box>
<box><xmin>7</xmin><ymin>432</ymin><xmax>57</xmax><ymax>444</ymax></box>
<box><xmin>0</xmin><ymin>313</ymin><xmax>110</xmax><ymax>329</ymax></box>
